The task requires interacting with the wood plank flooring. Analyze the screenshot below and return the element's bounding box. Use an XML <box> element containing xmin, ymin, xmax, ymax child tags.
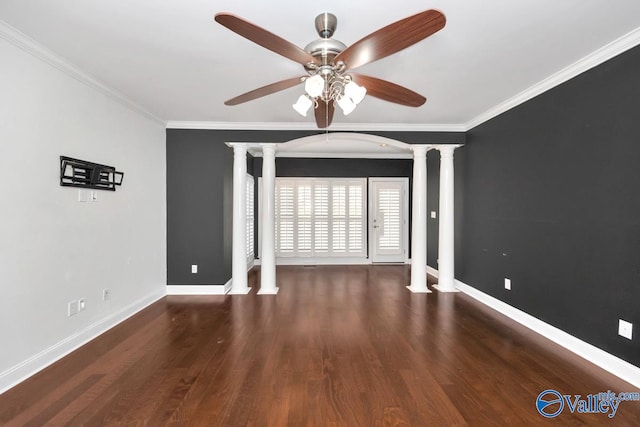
<box><xmin>1</xmin><ymin>265</ymin><xmax>639</xmax><ymax>426</ymax></box>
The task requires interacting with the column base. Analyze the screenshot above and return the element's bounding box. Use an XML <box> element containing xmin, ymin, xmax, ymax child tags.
<box><xmin>228</xmin><ymin>287</ymin><xmax>253</xmax><ymax>295</ymax></box>
<box><xmin>257</xmin><ymin>287</ymin><xmax>279</xmax><ymax>295</ymax></box>
<box><xmin>406</xmin><ymin>285</ymin><xmax>432</xmax><ymax>294</ymax></box>
<box><xmin>432</xmin><ymin>284</ymin><xmax>460</xmax><ymax>293</ymax></box>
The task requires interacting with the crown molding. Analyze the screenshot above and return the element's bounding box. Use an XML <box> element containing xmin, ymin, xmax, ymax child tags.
<box><xmin>465</xmin><ymin>26</ymin><xmax>640</xmax><ymax>131</ymax></box>
<box><xmin>0</xmin><ymin>19</ymin><xmax>164</xmax><ymax>125</ymax></box>
<box><xmin>165</xmin><ymin>120</ymin><xmax>466</xmax><ymax>133</ymax></box>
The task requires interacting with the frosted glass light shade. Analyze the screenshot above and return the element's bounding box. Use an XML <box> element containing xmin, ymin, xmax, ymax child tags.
<box><xmin>344</xmin><ymin>81</ymin><xmax>367</xmax><ymax>104</ymax></box>
<box><xmin>293</xmin><ymin>95</ymin><xmax>313</xmax><ymax>116</ymax></box>
<box><xmin>336</xmin><ymin>95</ymin><xmax>356</xmax><ymax>115</ymax></box>
<box><xmin>304</xmin><ymin>74</ymin><xmax>325</xmax><ymax>98</ymax></box>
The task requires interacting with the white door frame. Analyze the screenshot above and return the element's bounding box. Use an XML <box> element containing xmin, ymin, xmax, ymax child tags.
<box><xmin>368</xmin><ymin>177</ymin><xmax>409</xmax><ymax>263</ymax></box>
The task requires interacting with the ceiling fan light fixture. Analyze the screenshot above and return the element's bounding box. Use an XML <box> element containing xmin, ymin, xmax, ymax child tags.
<box><xmin>336</xmin><ymin>95</ymin><xmax>356</xmax><ymax>116</ymax></box>
<box><xmin>304</xmin><ymin>74</ymin><xmax>325</xmax><ymax>98</ymax></box>
<box><xmin>216</xmin><ymin>9</ymin><xmax>445</xmax><ymax>128</ymax></box>
<box><xmin>344</xmin><ymin>81</ymin><xmax>367</xmax><ymax>105</ymax></box>
<box><xmin>293</xmin><ymin>94</ymin><xmax>313</xmax><ymax>116</ymax></box>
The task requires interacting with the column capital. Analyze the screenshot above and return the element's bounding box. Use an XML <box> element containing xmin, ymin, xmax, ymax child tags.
<box><xmin>411</xmin><ymin>145</ymin><xmax>429</xmax><ymax>157</ymax></box>
<box><xmin>261</xmin><ymin>143</ymin><xmax>277</xmax><ymax>156</ymax></box>
<box><xmin>434</xmin><ymin>144</ymin><xmax>462</xmax><ymax>153</ymax></box>
<box><xmin>231</xmin><ymin>143</ymin><xmax>248</xmax><ymax>155</ymax></box>
<box><xmin>438</xmin><ymin>145</ymin><xmax>456</xmax><ymax>159</ymax></box>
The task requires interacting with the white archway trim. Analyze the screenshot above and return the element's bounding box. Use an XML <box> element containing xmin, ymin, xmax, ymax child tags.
<box><xmin>245</xmin><ymin>133</ymin><xmax>414</xmax><ymax>159</ymax></box>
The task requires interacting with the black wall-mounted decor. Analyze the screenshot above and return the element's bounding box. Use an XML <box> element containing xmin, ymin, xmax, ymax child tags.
<box><xmin>60</xmin><ymin>156</ymin><xmax>124</xmax><ymax>191</ymax></box>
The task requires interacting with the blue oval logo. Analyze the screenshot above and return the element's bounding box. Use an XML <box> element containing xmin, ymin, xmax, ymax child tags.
<box><xmin>536</xmin><ymin>389</ymin><xmax>564</xmax><ymax>418</ymax></box>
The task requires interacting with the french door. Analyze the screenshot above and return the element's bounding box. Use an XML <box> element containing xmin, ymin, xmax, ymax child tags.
<box><xmin>368</xmin><ymin>178</ymin><xmax>409</xmax><ymax>263</ymax></box>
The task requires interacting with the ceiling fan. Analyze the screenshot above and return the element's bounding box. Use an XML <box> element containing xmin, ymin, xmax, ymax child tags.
<box><xmin>215</xmin><ymin>10</ymin><xmax>446</xmax><ymax>128</ymax></box>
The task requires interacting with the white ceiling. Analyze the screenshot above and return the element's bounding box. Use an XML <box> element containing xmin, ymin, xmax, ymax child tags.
<box><xmin>2</xmin><ymin>0</ymin><xmax>640</xmax><ymax>130</ymax></box>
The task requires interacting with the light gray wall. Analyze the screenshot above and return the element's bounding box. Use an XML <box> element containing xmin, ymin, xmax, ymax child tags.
<box><xmin>0</xmin><ymin>36</ymin><xmax>167</xmax><ymax>392</ymax></box>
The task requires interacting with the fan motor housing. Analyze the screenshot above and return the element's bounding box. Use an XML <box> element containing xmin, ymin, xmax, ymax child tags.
<box><xmin>304</xmin><ymin>38</ymin><xmax>346</xmax><ymax>63</ymax></box>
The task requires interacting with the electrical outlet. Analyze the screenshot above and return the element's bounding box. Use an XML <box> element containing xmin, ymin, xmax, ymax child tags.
<box><xmin>68</xmin><ymin>301</ymin><xmax>79</xmax><ymax>316</ymax></box>
<box><xmin>90</xmin><ymin>190</ymin><xmax>98</xmax><ymax>201</ymax></box>
<box><xmin>431</xmin><ymin>211</ymin><xmax>437</xmax><ymax>219</ymax></box>
<box><xmin>103</xmin><ymin>288</ymin><xmax>110</xmax><ymax>301</ymax></box>
<box><xmin>78</xmin><ymin>298</ymin><xmax>86</xmax><ymax>311</ymax></box>
<box><xmin>191</xmin><ymin>264</ymin><xmax>198</xmax><ymax>274</ymax></box>
<box><xmin>619</xmin><ymin>319</ymin><xmax>633</xmax><ymax>340</ymax></box>
<box><xmin>504</xmin><ymin>278</ymin><xmax>511</xmax><ymax>290</ymax></box>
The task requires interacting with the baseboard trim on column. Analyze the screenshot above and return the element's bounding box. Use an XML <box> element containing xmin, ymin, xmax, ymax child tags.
<box><xmin>432</xmin><ymin>284</ymin><xmax>460</xmax><ymax>293</ymax></box>
<box><xmin>257</xmin><ymin>287</ymin><xmax>279</xmax><ymax>295</ymax></box>
<box><xmin>228</xmin><ymin>286</ymin><xmax>253</xmax><ymax>295</ymax></box>
<box><xmin>406</xmin><ymin>286</ymin><xmax>432</xmax><ymax>294</ymax></box>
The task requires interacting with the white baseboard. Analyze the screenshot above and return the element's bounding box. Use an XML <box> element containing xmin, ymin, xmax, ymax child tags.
<box><xmin>453</xmin><ymin>278</ymin><xmax>640</xmax><ymax>388</ymax></box>
<box><xmin>0</xmin><ymin>288</ymin><xmax>166</xmax><ymax>394</ymax></box>
<box><xmin>166</xmin><ymin>285</ymin><xmax>228</xmax><ymax>295</ymax></box>
<box><xmin>427</xmin><ymin>265</ymin><xmax>439</xmax><ymax>278</ymax></box>
<box><xmin>223</xmin><ymin>278</ymin><xmax>233</xmax><ymax>294</ymax></box>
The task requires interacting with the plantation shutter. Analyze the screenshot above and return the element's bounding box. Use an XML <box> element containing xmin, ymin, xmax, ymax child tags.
<box><xmin>274</xmin><ymin>178</ymin><xmax>365</xmax><ymax>258</ymax></box>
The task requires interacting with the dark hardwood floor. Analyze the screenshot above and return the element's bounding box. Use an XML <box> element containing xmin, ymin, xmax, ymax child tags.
<box><xmin>1</xmin><ymin>265</ymin><xmax>639</xmax><ymax>426</ymax></box>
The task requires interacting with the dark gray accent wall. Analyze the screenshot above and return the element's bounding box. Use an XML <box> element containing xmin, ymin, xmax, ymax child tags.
<box><xmin>166</xmin><ymin>130</ymin><xmax>232</xmax><ymax>285</ymax></box>
<box><xmin>462</xmin><ymin>44</ymin><xmax>640</xmax><ymax>366</ymax></box>
<box><xmin>167</xmin><ymin>130</ymin><xmax>463</xmax><ymax>285</ymax></box>
<box><xmin>427</xmin><ymin>152</ymin><xmax>440</xmax><ymax>268</ymax></box>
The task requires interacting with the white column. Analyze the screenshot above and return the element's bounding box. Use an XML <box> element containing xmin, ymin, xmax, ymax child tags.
<box><xmin>407</xmin><ymin>145</ymin><xmax>431</xmax><ymax>293</ymax></box>
<box><xmin>229</xmin><ymin>144</ymin><xmax>251</xmax><ymax>294</ymax></box>
<box><xmin>433</xmin><ymin>145</ymin><xmax>459</xmax><ymax>293</ymax></box>
<box><xmin>258</xmin><ymin>144</ymin><xmax>278</xmax><ymax>294</ymax></box>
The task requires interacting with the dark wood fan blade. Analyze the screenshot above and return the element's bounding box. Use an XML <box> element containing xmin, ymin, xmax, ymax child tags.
<box><xmin>334</xmin><ymin>10</ymin><xmax>445</xmax><ymax>70</ymax></box>
<box><xmin>350</xmin><ymin>73</ymin><xmax>426</xmax><ymax>107</ymax></box>
<box><xmin>224</xmin><ymin>77</ymin><xmax>304</xmax><ymax>106</ymax></box>
<box><xmin>215</xmin><ymin>13</ymin><xmax>318</xmax><ymax>66</ymax></box>
<box><xmin>314</xmin><ymin>100</ymin><xmax>335</xmax><ymax>128</ymax></box>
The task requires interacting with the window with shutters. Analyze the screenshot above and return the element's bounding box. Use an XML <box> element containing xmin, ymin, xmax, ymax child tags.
<box><xmin>274</xmin><ymin>178</ymin><xmax>366</xmax><ymax>257</ymax></box>
<box><xmin>246</xmin><ymin>174</ymin><xmax>254</xmax><ymax>265</ymax></box>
